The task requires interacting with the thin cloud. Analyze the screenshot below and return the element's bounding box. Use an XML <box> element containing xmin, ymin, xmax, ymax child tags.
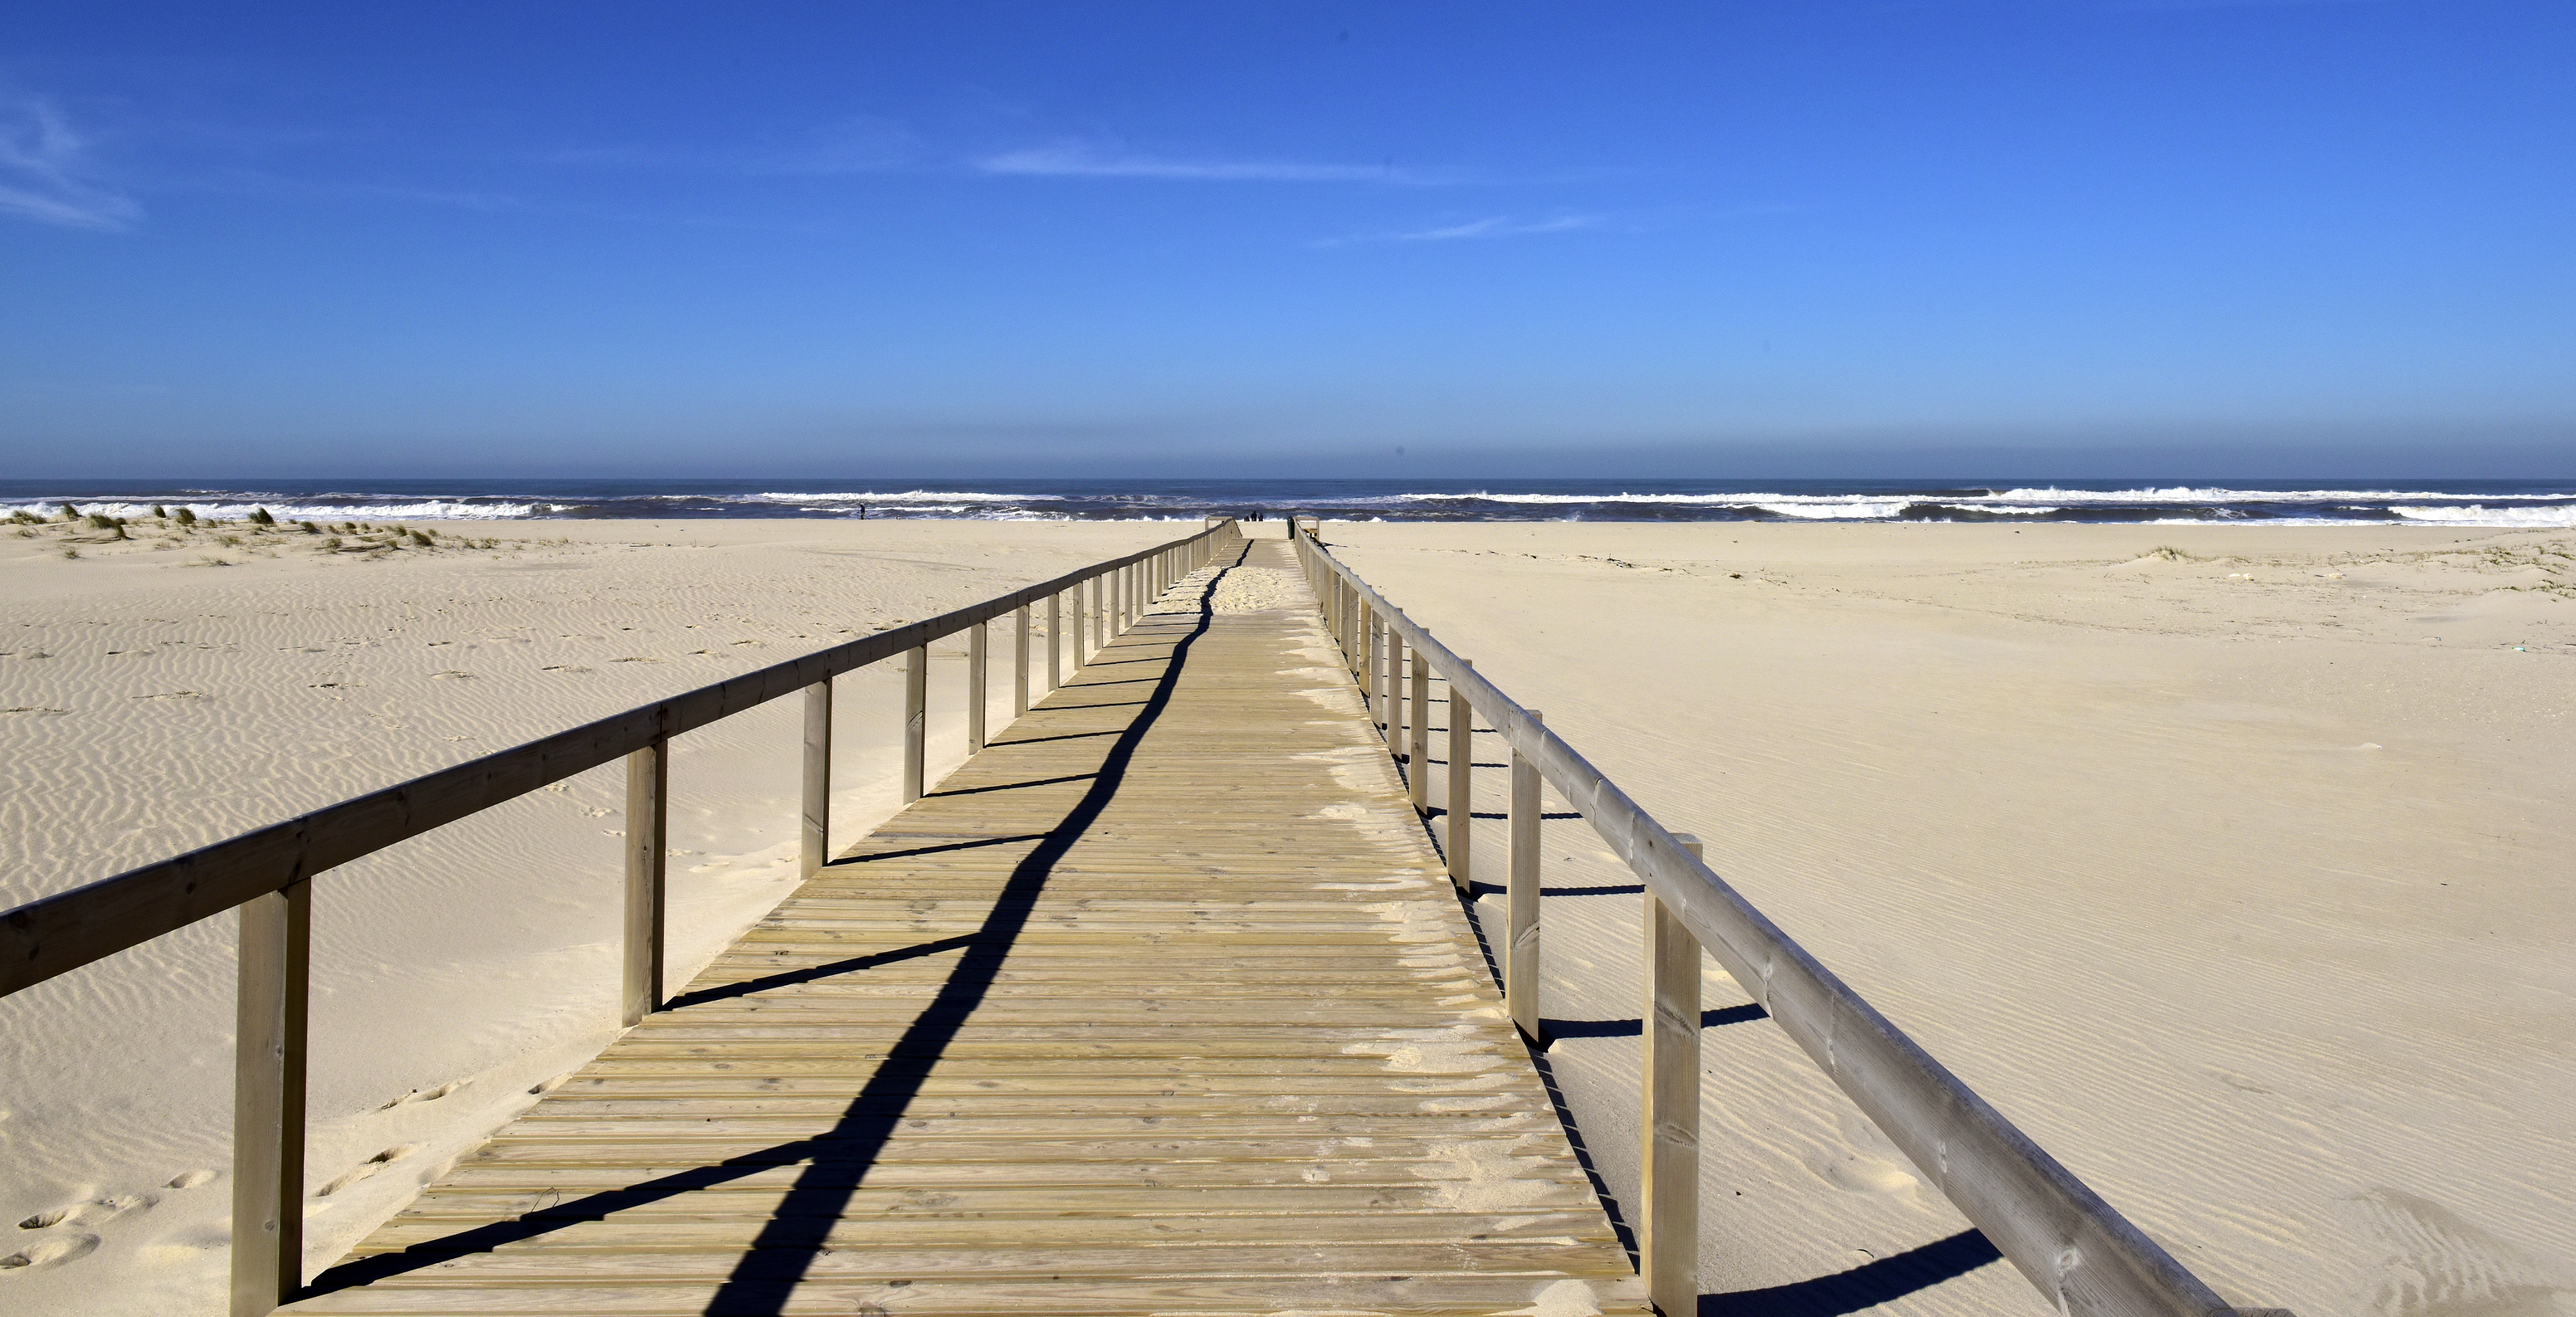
<box><xmin>1314</xmin><ymin>214</ymin><xmax>1602</xmax><ymax>247</ymax></box>
<box><xmin>975</xmin><ymin>142</ymin><xmax>1430</xmax><ymax>183</ymax></box>
<box><xmin>549</xmin><ymin>116</ymin><xmax>921</xmax><ymax>175</ymax></box>
<box><xmin>0</xmin><ymin>98</ymin><xmax>141</xmax><ymax>231</ymax></box>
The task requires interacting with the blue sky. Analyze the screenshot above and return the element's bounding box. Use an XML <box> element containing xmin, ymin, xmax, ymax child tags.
<box><xmin>2</xmin><ymin>2</ymin><xmax>2570</xmax><ymax>478</ymax></box>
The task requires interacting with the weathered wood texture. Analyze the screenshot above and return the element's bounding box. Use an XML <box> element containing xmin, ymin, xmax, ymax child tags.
<box><xmin>287</xmin><ymin>538</ymin><xmax>1647</xmax><ymax>1317</ymax></box>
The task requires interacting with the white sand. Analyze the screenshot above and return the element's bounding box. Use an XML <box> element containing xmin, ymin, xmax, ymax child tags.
<box><xmin>0</xmin><ymin>516</ymin><xmax>1178</xmax><ymax>1311</ymax></box>
<box><xmin>5</xmin><ymin>515</ymin><xmax>2569</xmax><ymax>1315</ymax></box>
<box><xmin>1321</xmin><ymin>521</ymin><xmax>2575</xmax><ymax>1316</ymax></box>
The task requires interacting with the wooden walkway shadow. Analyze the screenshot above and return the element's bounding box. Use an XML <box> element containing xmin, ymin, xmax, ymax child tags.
<box><xmin>288</xmin><ymin>537</ymin><xmax>1650</xmax><ymax>1316</ymax></box>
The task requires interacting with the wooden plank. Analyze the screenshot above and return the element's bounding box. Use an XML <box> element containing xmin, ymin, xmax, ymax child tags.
<box><xmin>285</xmin><ymin>1274</ymin><xmax>1637</xmax><ymax>1315</ymax></box>
<box><xmin>354</xmin><ymin>1212</ymin><xmax>1618</xmax><ymax>1253</ymax></box>
<box><xmin>390</xmin><ymin>1183</ymin><xmax>1603</xmax><ymax>1221</ymax></box>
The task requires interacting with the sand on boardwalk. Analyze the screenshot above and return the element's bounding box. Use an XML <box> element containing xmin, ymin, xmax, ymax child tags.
<box><xmin>1320</xmin><ymin>520</ymin><xmax>2575</xmax><ymax>1317</ymax></box>
<box><xmin>0</xmin><ymin>515</ymin><xmax>1180</xmax><ymax>1313</ymax></box>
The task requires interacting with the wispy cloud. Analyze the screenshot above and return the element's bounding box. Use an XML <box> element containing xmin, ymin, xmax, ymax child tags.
<box><xmin>0</xmin><ymin>98</ymin><xmax>141</xmax><ymax>231</ymax></box>
<box><xmin>1314</xmin><ymin>214</ymin><xmax>1603</xmax><ymax>247</ymax></box>
<box><xmin>549</xmin><ymin>115</ymin><xmax>922</xmax><ymax>175</ymax></box>
<box><xmin>975</xmin><ymin>142</ymin><xmax>1428</xmax><ymax>183</ymax></box>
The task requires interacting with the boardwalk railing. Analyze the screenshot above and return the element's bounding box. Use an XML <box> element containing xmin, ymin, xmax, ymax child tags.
<box><xmin>1291</xmin><ymin>520</ymin><xmax>2286</xmax><ymax>1317</ymax></box>
<box><xmin>0</xmin><ymin>518</ymin><xmax>1241</xmax><ymax>1317</ymax></box>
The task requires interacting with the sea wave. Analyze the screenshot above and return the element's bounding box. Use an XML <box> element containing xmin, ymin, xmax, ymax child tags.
<box><xmin>1759</xmin><ymin>500</ymin><xmax>1914</xmax><ymax>519</ymax></box>
<box><xmin>11</xmin><ymin>480</ymin><xmax>2570</xmax><ymax>525</ymax></box>
<box><xmin>8</xmin><ymin>499</ymin><xmax>541</xmax><ymax>521</ymax></box>
<box><xmin>2387</xmin><ymin>505</ymin><xmax>2576</xmax><ymax>527</ymax></box>
<box><xmin>749</xmin><ymin>490</ymin><xmax>1057</xmax><ymax>504</ymax></box>
<box><xmin>1985</xmin><ymin>485</ymin><xmax>2576</xmax><ymax>505</ymax></box>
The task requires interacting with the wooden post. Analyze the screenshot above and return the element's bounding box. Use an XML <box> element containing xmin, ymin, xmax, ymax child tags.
<box><xmin>1046</xmin><ymin>592</ymin><xmax>1061</xmax><ymax>690</ymax></box>
<box><xmin>230</xmin><ymin>878</ymin><xmax>309</xmax><ymax>1317</ymax></box>
<box><xmin>1507</xmin><ymin>710</ymin><xmax>1543</xmax><ymax>1044</ymax></box>
<box><xmin>967</xmin><ymin>621</ymin><xmax>988</xmax><ymax>754</ymax></box>
<box><xmin>1382</xmin><ymin>622</ymin><xmax>1402</xmax><ymax>747</ymax></box>
<box><xmin>622</xmin><ymin>737</ymin><xmax>666</xmax><ymax>1027</ymax></box>
<box><xmin>1369</xmin><ymin>616</ymin><xmax>1386</xmax><ymax>731</ymax></box>
<box><xmin>1408</xmin><ymin>646</ymin><xmax>1430</xmax><ymax>812</ymax></box>
<box><xmin>1447</xmin><ymin>661</ymin><xmax>1473</xmax><ymax>890</ymax></box>
<box><xmin>901</xmin><ymin>645</ymin><xmax>927</xmax><ymax>802</ymax></box>
<box><xmin>800</xmin><ymin>680</ymin><xmax>830</xmax><ymax>880</ymax></box>
<box><xmin>1642</xmin><ymin>834</ymin><xmax>1706</xmax><ymax>1317</ymax></box>
<box><xmin>1092</xmin><ymin>573</ymin><xmax>1105</xmax><ymax>653</ymax></box>
<box><xmin>1013</xmin><ymin>604</ymin><xmax>1031</xmax><ymax>715</ymax></box>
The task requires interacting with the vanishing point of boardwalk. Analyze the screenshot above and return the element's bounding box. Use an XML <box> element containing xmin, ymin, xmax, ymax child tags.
<box><xmin>285</xmin><ymin>536</ymin><xmax>1650</xmax><ymax>1315</ymax></box>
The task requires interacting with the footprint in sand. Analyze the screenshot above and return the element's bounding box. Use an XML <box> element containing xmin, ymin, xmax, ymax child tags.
<box><xmin>430</xmin><ymin>671</ymin><xmax>474</xmax><ymax>680</ymax></box>
<box><xmin>319</xmin><ymin>1144</ymin><xmax>425</xmax><ymax>1197</ymax></box>
<box><xmin>378</xmin><ymin>1082</ymin><xmax>464</xmax><ymax>1110</ymax></box>
<box><xmin>1808</xmin><ymin>1111</ymin><xmax>1920</xmax><ymax>1194</ymax></box>
<box><xmin>17</xmin><ymin>1193</ymin><xmax>154</xmax><ymax>1230</ymax></box>
<box><xmin>0</xmin><ymin>1232</ymin><xmax>100</xmax><ymax>1273</ymax></box>
<box><xmin>1814</xmin><ymin>1150</ymin><xmax>1918</xmax><ymax>1193</ymax></box>
<box><xmin>166</xmin><ymin>1169</ymin><xmax>217</xmax><ymax>1189</ymax></box>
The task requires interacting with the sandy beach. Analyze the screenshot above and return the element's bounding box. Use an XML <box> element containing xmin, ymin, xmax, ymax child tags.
<box><xmin>4</xmin><ymin>515</ymin><xmax>2570</xmax><ymax>1315</ymax></box>
<box><xmin>1323</xmin><ymin>520</ymin><xmax>2575</xmax><ymax>1316</ymax></box>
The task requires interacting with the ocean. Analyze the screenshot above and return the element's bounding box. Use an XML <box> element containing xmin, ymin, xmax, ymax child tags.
<box><xmin>7</xmin><ymin>477</ymin><xmax>2574</xmax><ymax>528</ymax></box>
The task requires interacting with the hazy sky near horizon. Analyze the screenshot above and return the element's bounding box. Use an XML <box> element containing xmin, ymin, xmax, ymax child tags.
<box><xmin>3</xmin><ymin>2</ymin><xmax>2571</xmax><ymax>478</ymax></box>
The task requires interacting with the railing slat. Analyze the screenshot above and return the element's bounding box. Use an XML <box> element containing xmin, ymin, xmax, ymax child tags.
<box><xmin>621</xmin><ymin>737</ymin><xmax>666</xmax><ymax>1026</ymax></box>
<box><xmin>1642</xmin><ymin>835</ymin><xmax>1704</xmax><ymax>1316</ymax></box>
<box><xmin>1407</xmin><ymin>646</ymin><xmax>1429</xmax><ymax>813</ymax></box>
<box><xmin>1447</xmin><ymin>659</ymin><xmax>1473</xmax><ymax>892</ymax></box>
<box><xmin>229</xmin><ymin>877</ymin><xmax>308</xmax><ymax>1317</ymax></box>
<box><xmin>968</xmin><ymin>621</ymin><xmax>989</xmax><ymax>755</ymax></box>
<box><xmin>800</xmin><ymin>680</ymin><xmax>831</xmax><ymax>880</ymax></box>
<box><xmin>1012</xmin><ymin>605</ymin><xmax>1031</xmax><ymax>717</ymax></box>
<box><xmin>1506</xmin><ymin>710</ymin><xmax>1543</xmax><ymax>1045</ymax></box>
<box><xmin>901</xmin><ymin>645</ymin><xmax>928</xmax><ymax>803</ymax></box>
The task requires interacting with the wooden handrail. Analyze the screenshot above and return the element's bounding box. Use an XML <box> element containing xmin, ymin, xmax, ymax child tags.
<box><xmin>0</xmin><ymin>524</ymin><xmax>1236</xmax><ymax>999</ymax></box>
<box><xmin>4</xmin><ymin>519</ymin><xmax>1238</xmax><ymax>1317</ymax></box>
<box><xmin>1292</xmin><ymin>524</ymin><xmax>2284</xmax><ymax>1317</ymax></box>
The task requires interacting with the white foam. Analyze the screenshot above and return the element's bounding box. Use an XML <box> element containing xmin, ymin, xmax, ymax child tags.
<box><xmin>749</xmin><ymin>490</ymin><xmax>1056</xmax><ymax>504</ymax></box>
<box><xmin>1988</xmin><ymin>485</ymin><xmax>2576</xmax><ymax>505</ymax></box>
<box><xmin>1758</xmin><ymin>500</ymin><xmax>1913</xmax><ymax>519</ymax></box>
<box><xmin>8</xmin><ymin>500</ymin><xmax>539</xmax><ymax>522</ymax></box>
<box><xmin>2387</xmin><ymin>505</ymin><xmax>2576</xmax><ymax>527</ymax></box>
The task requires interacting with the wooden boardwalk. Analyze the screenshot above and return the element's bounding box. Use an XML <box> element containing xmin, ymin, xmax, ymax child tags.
<box><xmin>287</xmin><ymin>536</ymin><xmax>1649</xmax><ymax>1316</ymax></box>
